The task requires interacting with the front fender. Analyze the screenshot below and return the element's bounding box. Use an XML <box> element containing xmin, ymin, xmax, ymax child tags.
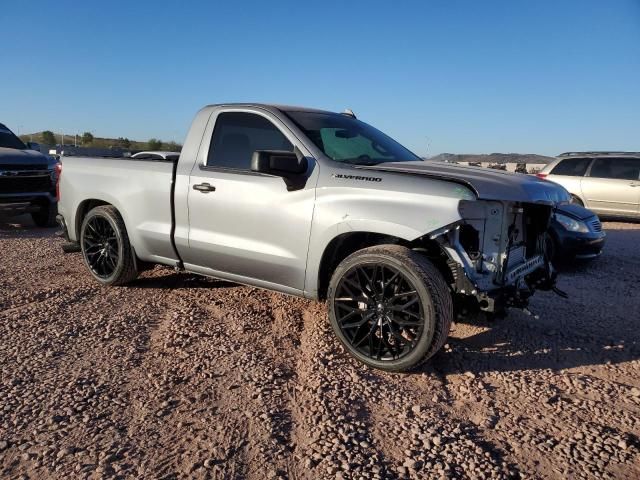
<box><xmin>303</xmin><ymin>187</ymin><xmax>466</xmax><ymax>298</ymax></box>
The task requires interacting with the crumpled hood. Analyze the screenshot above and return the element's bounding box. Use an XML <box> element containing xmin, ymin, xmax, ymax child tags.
<box><xmin>0</xmin><ymin>147</ymin><xmax>52</xmax><ymax>168</ymax></box>
<box><xmin>357</xmin><ymin>161</ymin><xmax>570</xmax><ymax>205</ymax></box>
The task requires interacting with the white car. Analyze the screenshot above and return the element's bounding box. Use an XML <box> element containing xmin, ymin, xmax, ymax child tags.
<box><xmin>131</xmin><ymin>151</ymin><xmax>180</xmax><ymax>161</ymax></box>
<box><xmin>538</xmin><ymin>152</ymin><xmax>640</xmax><ymax>219</ymax></box>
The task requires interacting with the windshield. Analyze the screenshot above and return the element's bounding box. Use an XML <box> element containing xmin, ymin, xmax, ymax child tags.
<box><xmin>0</xmin><ymin>125</ymin><xmax>26</xmax><ymax>150</ymax></box>
<box><xmin>285</xmin><ymin>111</ymin><xmax>420</xmax><ymax>165</ymax></box>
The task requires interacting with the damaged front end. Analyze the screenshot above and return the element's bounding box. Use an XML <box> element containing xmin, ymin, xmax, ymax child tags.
<box><xmin>430</xmin><ymin>199</ymin><xmax>561</xmax><ymax>314</ymax></box>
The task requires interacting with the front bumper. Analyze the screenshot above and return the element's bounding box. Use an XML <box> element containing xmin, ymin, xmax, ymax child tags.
<box><xmin>0</xmin><ymin>202</ymin><xmax>40</xmax><ymax>215</ymax></box>
<box><xmin>0</xmin><ymin>192</ymin><xmax>56</xmax><ymax>216</ymax></box>
<box><xmin>448</xmin><ymin>256</ymin><xmax>556</xmax><ymax>313</ymax></box>
<box><xmin>560</xmin><ymin>235</ymin><xmax>605</xmax><ymax>259</ymax></box>
<box><xmin>552</xmin><ymin>221</ymin><xmax>606</xmax><ymax>259</ymax></box>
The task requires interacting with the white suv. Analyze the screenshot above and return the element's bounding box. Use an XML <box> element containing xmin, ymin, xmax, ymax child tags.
<box><xmin>538</xmin><ymin>152</ymin><xmax>640</xmax><ymax>219</ymax></box>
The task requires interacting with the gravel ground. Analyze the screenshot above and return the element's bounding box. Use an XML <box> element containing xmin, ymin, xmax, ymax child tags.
<box><xmin>1</xmin><ymin>215</ymin><xmax>639</xmax><ymax>480</ymax></box>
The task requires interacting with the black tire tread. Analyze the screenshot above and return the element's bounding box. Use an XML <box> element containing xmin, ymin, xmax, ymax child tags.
<box><xmin>31</xmin><ymin>203</ymin><xmax>58</xmax><ymax>228</ymax></box>
<box><xmin>328</xmin><ymin>244</ymin><xmax>453</xmax><ymax>372</ymax></box>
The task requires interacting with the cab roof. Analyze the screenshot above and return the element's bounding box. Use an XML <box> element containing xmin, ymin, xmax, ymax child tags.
<box><xmin>558</xmin><ymin>151</ymin><xmax>640</xmax><ymax>158</ymax></box>
<box><xmin>204</xmin><ymin>103</ymin><xmax>337</xmax><ymax>115</ymax></box>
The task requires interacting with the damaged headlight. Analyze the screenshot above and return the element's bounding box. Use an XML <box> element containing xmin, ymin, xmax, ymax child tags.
<box><xmin>555</xmin><ymin>213</ymin><xmax>589</xmax><ymax>233</ymax></box>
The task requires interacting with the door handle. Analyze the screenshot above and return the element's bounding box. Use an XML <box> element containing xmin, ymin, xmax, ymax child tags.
<box><xmin>193</xmin><ymin>182</ymin><xmax>216</xmax><ymax>193</ymax></box>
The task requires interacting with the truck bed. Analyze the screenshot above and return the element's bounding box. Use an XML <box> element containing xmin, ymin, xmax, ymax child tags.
<box><xmin>59</xmin><ymin>155</ymin><xmax>179</xmax><ymax>265</ymax></box>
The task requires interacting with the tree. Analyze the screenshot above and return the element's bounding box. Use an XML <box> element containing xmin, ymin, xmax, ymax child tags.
<box><xmin>147</xmin><ymin>138</ymin><xmax>162</xmax><ymax>150</ymax></box>
<box><xmin>82</xmin><ymin>132</ymin><xmax>94</xmax><ymax>145</ymax></box>
<box><xmin>42</xmin><ymin>131</ymin><xmax>55</xmax><ymax>145</ymax></box>
<box><xmin>165</xmin><ymin>141</ymin><xmax>181</xmax><ymax>152</ymax></box>
<box><xmin>117</xmin><ymin>137</ymin><xmax>131</xmax><ymax>148</ymax></box>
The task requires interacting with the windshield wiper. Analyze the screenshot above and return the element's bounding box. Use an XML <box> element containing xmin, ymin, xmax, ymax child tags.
<box><xmin>341</xmin><ymin>158</ymin><xmax>385</xmax><ymax>166</ymax></box>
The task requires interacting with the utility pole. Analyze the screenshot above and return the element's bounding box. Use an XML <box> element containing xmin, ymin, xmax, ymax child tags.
<box><xmin>424</xmin><ymin>136</ymin><xmax>431</xmax><ymax>158</ymax></box>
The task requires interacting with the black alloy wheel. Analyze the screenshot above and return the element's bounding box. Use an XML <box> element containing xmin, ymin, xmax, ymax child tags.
<box><xmin>80</xmin><ymin>205</ymin><xmax>139</xmax><ymax>285</ymax></box>
<box><xmin>82</xmin><ymin>215</ymin><xmax>120</xmax><ymax>279</ymax></box>
<box><xmin>327</xmin><ymin>245</ymin><xmax>453</xmax><ymax>372</ymax></box>
<box><xmin>333</xmin><ymin>263</ymin><xmax>424</xmax><ymax>362</ymax></box>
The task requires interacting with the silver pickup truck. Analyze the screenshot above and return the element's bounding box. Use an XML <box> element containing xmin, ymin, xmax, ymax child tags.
<box><xmin>57</xmin><ymin>104</ymin><xmax>569</xmax><ymax>371</ymax></box>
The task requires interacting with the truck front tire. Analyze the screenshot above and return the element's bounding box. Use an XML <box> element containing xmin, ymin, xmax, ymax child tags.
<box><xmin>80</xmin><ymin>206</ymin><xmax>139</xmax><ymax>286</ymax></box>
<box><xmin>327</xmin><ymin>245</ymin><xmax>453</xmax><ymax>372</ymax></box>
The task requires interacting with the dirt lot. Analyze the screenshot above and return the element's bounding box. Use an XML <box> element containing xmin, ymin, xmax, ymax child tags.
<box><xmin>0</xmin><ymin>216</ymin><xmax>639</xmax><ymax>480</ymax></box>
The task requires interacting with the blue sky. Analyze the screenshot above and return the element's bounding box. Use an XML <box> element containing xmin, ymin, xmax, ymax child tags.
<box><xmin>1</xmin><ymin>0</ymin><xmax>638</xmax><ymax>156</ymax></box>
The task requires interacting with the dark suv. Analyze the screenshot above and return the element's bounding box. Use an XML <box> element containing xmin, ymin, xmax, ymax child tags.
<box><xmin>0</xmin><ymin>123</ymin><xmax>60</xmax><ymax>227</ymax></box>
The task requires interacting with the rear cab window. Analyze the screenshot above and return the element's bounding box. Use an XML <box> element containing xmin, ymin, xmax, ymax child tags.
<box><xmin>206</xmin><ymin>112</ymin><xmax>293</xmax><ymax>170</ymax></box>
<box><xmin>589</xmin><ymin>157</ymin><xmax>640</xmax><ymax>180</ymax></box>
<box><xmin>550</xmin><ymin>158</ymin><xmax>591</xmax><ymax>176</ymax></box>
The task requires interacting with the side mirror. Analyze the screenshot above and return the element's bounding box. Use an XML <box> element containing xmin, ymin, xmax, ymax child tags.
<box><xmin>251</xmin><ymin>149</ymin><xmax>309</xmax><ymax>190</ymax></box>
<box><xmin>26</xmin><ymin>142</ymin><xmax>41</xmax><ymax>152</ymax></box>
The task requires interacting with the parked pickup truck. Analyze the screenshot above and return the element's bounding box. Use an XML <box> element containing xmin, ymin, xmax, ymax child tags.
<box><xmin>0</xmin><ymin>123</ymin><xmax>60</xmax><ymax>226</ymax></box>
<box><xmin>58</xmin><ymin>104</ymin><xmax>569</xmax><ymax>371</ymax></box>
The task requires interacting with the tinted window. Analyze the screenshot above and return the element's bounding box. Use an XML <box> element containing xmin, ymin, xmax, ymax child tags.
<box><xmin>550</xmin><ymin>158</ymin><xmax>591</xmax><ymax>176</ymax></box>
<box><xmin>286</xmin><ymin>111</ymin><xmax>420</xmax><ymax>165</ymax></box>
<box><xmin>207</xmin><ymin>113</ymin><xmax>293</xmax><ymax>169</ymax></box>
<box><xmin>590</xmin><ymin>157</ymin><xmax>640</xmax><ymax>180</ymax></box>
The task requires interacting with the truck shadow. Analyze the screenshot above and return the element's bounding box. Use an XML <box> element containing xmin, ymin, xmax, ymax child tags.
<box><xmin>430</xmin><ymin>311</ymin><xmax>639</xmax><ymax>376</ymax></box>
<box><xmin>131</xmin><ymin>271</ymin><xmax>239</xmax><ymax>290</ymax></box>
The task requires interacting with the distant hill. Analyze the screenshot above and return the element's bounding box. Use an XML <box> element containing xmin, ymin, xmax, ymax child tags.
<box><xmin>429</xmin><ymin>153</ymin><xmax>555</xmax><ymax>164</ymax></box>
<box><xmin>19</xmin><ymin>132</ymin><xmax>181</xmax><ymax>152</ymax></box>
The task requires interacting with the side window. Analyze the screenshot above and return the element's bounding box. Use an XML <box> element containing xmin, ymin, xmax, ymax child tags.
<box><xmin>207</xmin><ymin>112</ymin><xmax>293</xmax><ymax>169</ymax></box>
<box><xmin>590</xmin><ymin>158</ymin><xmax>640</xmax><ymax>181</ymax></box>
<box><xmin>550</xmin><ymin>158</ymin><xmax>591</xmax><ymax>176</ymax></box>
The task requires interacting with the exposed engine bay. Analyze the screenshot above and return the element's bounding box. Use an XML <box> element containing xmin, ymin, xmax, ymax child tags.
<box><xmin>432</xmin><ymin>199</ymin><xmax>558</xmax><ymax>313</ymax></box>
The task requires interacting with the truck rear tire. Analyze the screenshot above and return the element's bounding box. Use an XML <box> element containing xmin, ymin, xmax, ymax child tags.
<box><xmin>80</xmin><ymin>205</ymin><xmax>139</xmax><ymax>286</ymax></box>
<box><xmin>31</xmin><ymin>203</ymin><xmax>58</xmax><ymax>228</ymax></box>
<box><xmin>327</xmin><ymin>245</ymin><xmax>453</xmax><ymax>372</ymax></box>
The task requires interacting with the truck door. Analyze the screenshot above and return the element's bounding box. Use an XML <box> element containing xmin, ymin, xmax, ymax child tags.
<box><xmin>183</xmin><ymin>110</ymin><xmax>318</xmax><ymax>294</ymax></box>
<box><xmin>581</xmin><ymin>157</ymin><xmax>640</xmax><ymax>217</ymax></box>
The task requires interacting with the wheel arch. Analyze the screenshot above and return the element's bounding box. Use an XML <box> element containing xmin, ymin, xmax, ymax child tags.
<box><xmin>570</xmin><ymin>193</ymin><xmax>586</xmax><ymax>207</ymax></box>
<box><xmin>76</xmin><ymin>201</ymin><xmax>140</xmax><ymax>286</ymax></box>
<box><xmin>75</xmin><ymin>199</ymin><xmax>135</xmax><ymax>248</ymax></box>
<box><xmin>75</xmin><ymin>199</ymin><xmax>112</xmax><ymax>238</ymax></box>
<box><xmin>314</xmin><ymin>230</ymin><xmax>453</xmax><ymax>301</ymax></box>
<box><xmin>325</xmin><ymin>243</ymin><xmax>454</xmax><ymax>372</ymax></box>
